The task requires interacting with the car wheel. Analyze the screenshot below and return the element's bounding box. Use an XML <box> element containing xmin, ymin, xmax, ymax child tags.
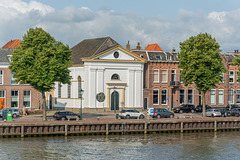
<box><xmin>61</xmin><ymin>117</ymin><xmax>66</xmax><ymax>121</ymax></box>
<box><xmin>191</xmin><ymin>110</ymin><xmax>195</xmax><ymax>113</ymax></box>
<box><xmin>211</xmin><ymin>114</ymin><xmax>214</xmax><ymax>118</ymax></box>
<box><xmin>126</xmin><ymin>115</ymin><xmax>130</xmax><ymax>119</ymax></box>
<box><xmin>170</xmin><ymin>114</ymin><xmax>174</xmax><ymax>118</ymax></box>
<box><xmin>12</xmin><ymin>114</ymin><xmax>17</xmax><ymax>118</ymax></box>
<box><xmin>157</xmin><ymin>114</ymin><xmax>161</xmax><ymax>118</ymax></box>
<box><xmin>180</xmin><ymin>110</ymin><xmax>183</xmax><ymax>114</ymax></box>
<box><xmin>139</xmin><ymin>115</ymin><xmax>144</xmax><ymax>119</ymax></box>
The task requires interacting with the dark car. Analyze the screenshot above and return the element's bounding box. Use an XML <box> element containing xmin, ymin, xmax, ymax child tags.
<box><xmin>195</xmin><ymin>105</ymin><xmax>212</xmax><ymax>112</ymax></box>
<box><xmin>173</xmin><ymin>104</ymin><xmax>196</xmax><ymax>113</ymax></box>
<box><xmin>226</xmin><ymin>104</ymin><xmax>239</xmax><ymax>111</ymax></box>
<box><xmin>53</xmin><ymin>111</ymin><xmax>81</xmax><ymax>120</ymax></box>
<box><xmin>230</xmin><ymin>108</ymin><xmax>240</xmax><ymax>117</ymax></box>
<box><xmin>218</xmin><ymin>108</ymin><xmax>231</xmax><ymax>117</ymax></box>
<box><xmin>152</xmin><ymin>108</ymin><xmax>174</xmax><ymax>118</ymax></box>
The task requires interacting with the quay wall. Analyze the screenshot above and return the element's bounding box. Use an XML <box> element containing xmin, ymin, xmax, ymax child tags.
<box><xmin>1</xmin><ymin>119</ymin><xmax>240</xmax><ymax>138</ymax></box>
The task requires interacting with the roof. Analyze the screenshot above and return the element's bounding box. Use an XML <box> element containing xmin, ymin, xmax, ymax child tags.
<box><xmin>71</xmin><ymin>37</ymin><xmax>119</xmax><ymax>65</ymax></box>
<box><xmin>2</xmin><ymin>39</ymin><xmax>21</xmax><ymax>49</ymax></box>
<box><xmin>0</xmin><ymin>48</ymin><xmax>14</xmax><ymax>64</ymax></box>
<box><xmin>145</xmin><ymin>44</ymin><xmax>163</xmax><ymax>51</ymax></box>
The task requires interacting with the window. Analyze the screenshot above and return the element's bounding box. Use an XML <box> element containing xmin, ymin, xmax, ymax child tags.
<box><xmin>180</xmin><ymin>70</ymin><xmax>183</xmax><ymax>83</ymax></box>
<box><xmin>155</xmin><ymin>55</ymin><xmax>162</xmax><ymax>60</ymax></box>
<box><xmin>161</xmin><ymin>70</ymin><xmax>168</xmax><ymax>83</ymax></box>
<box><xmin>153</xmin><ymin>89</ymin><xmax>159</xmax><ymax>105</ymax></box>
<box><xmin>237</xmin><ymin>71</ymin><xmax>240</xmax><ymax>83</ymax></box>
<box><xmin>237</xmin><ymin>90</ymin><xmax>240</xmax><ymax>104</ymax></box>
<box><xmin>0</xmin><ymin>70</ymin><xmax>3</xmax><ymax>85</ymax></box>
<box><xmin>188</xmin><ymin>89</ymin><xmax>193</xmax><ymax>104</ymax></box>
<box><xmin>171</xmin><ymin>70</ymin><xmax>176</xmax><ymax>82</ymax></box>
<box><xmin>23</xmin><ymin>90</ymin><xmax>31</xmax><ymax>108</ymax></box>
<box><xmin>11</xmin><ymin>90</ymin><xmax>18</xmax><ymax>107</ymax></box>
<box><xmin>0</xmin><ymin>90</ymin><xmax>5</xmax><ymax>98</ymax></box>
<box><xmin>111</xmin><ymin>74</ymin><xmax>120</xmax><ymax>80</ymax></box>
<box><xmin>180</xmin><ymin>89</ymin><xmax>185</xmax><ymax>104</ymax></box>
<box><xmin>153</xmin><ymin>69</ymin><xmax>159</xmax><ymax>83</ymax></box>
<box><xmin>218</xmin><ymin>90</ymin><xmax>224</xmax><ymax>105</ymax></box>
<box><xmin>67</xmin><ymin>84</ymin><xmax>71</xmax><ymax>98</ymax></box>
<box><xmin>11</xmin><ymin>72</ymin><xmax>17</xmax><ymax>84</ymax></box>
<box><xmin>78</xmin><ymin>76</ymin><xmax>82</xmax><ymax>98</ymax></box>
<box><xmin>220</xmin><ymin>73</ymin><xmax>224</xmax><ymax>83</ymax></box>
<box><xmin>210</xmin><ymin>90</ymin><xmax>216</xmax><ymax>105</ymax></box>
<box><xmin>140</xmin><ymin>54</ymin><xmax>143</xmax><ymax>58</ymax></box>
<box><xmin>58</xmin><ymin>82</ymin><xmax>61</xmax><ymax>98</ymax></box>
<box><xmin>229</xmin><ymin>71</ymin><xmax>234</xmax><ymax>83</ymax></box>
<box><xmin>113</xmin><ymin>51</ymin><xmax>119</xmax><ymax>58</ymax></box>
<box><xmin>229</xmin><ymin>89</ymin><xmax>234</xmax><ymax>104</ymax></box>
<box><xmin>161</xmin><ymin>89</ymin><xmax>167</xmax><ymax>105</ymax></box>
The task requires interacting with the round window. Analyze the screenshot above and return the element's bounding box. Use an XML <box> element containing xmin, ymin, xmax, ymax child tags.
<box><xmin>114</xmin><ymin>51</ymin><xmax>119</xmax><ymax>58</ymax></box>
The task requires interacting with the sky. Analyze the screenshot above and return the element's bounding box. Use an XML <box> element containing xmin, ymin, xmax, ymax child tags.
<box><xmin>1</xmin><ymin>0</ymin><xmax>240</xmax><ymax>52</ymax></box>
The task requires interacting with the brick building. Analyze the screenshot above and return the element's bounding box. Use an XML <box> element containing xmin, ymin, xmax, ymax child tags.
<box><xmin>0</xmin><ymin>40</ymin><xmax>41</xmax><ymax>110</ymax></box>
<box><xmin>131</xmin><ymin>42</ymin><xmax>240</xmax><ymax>109</ymax></box>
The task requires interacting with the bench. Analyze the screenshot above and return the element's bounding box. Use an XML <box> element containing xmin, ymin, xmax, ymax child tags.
<box><xmin>66</xmin><ymin>116</ymin><xmax>79</xmax><ymax>121</ymax></box>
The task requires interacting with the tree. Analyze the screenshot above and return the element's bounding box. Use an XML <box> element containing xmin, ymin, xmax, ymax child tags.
<box><xmin>178</xmin><ymin>33</ymin><xmax>227</xmax><ymax>117</ymax></box>
<box><xmin>9</xmin><ymin>27</ymin><xmax>72</xmax><ymax>120</ymax></box>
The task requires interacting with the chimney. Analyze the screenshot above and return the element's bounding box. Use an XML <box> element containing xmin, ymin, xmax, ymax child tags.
<box><xmin>136</xmin><ymin>42</ymin><xmax>142</xmax><ymax>50</ymax></box>
<box><xmin>172</xmin><ymin>47</ymin><xmax>176</xmax><ymax>52</ymax></box>
<box><xmin>126</xmin><ymin>41</ymin><xmax>130</xmax><ymax>50</ymax></box>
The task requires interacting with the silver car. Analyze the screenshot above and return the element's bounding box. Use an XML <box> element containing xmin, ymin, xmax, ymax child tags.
<box><xmin>206</xmin><ymin>109</ymin><xmax>221</xmax><ymax>117</ymax></box>
<box><xmin>119</xmin><ymin>109</ymin><xmax>145</xmax><ymax>119</ymax></box>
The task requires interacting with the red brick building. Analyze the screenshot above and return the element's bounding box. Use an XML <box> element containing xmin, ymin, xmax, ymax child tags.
<box><xmin>0</xmin><ymin>40</ymin><xmax>41</xmax><ymax>110</ymax></box>
<box><xmin>131</xmin><ymin>43</ymin><xmax>240</xmax><ymax>109</ymax></box>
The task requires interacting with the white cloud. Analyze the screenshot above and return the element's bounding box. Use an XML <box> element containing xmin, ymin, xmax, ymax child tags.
<box><xmin>0</xmin><ymin>0</ymin><xmax>240</xmax><ymax>53</ymax></box>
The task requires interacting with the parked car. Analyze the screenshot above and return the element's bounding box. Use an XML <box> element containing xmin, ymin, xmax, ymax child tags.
<box><xmin>195</xmin><ymin>105</ymin><xmax>212</xmax><ymax>112</ymax></box>
<box><xmin>147</xmin><ymin>108</ymin><xmax>154</xmax><ymax>117</ymax></box>
<box><xmin>230</xmin><ymin>108</ymin><xmax>240</xmax><ymax>117</ymax></box>
<box><xmin>0</xmin><ymin>108</ymin><xmax>20</xmax><ymax>118</ymax></box>
<box><xmin>226</xmin><ymin>104</ymin><xmax>239</xmax><ymax>111</ymax></box>
<box><xmin>206</xmin><ymin>109</ymin><xmax>221</xmax><ymax>117</ymax></box>
<box><xmin>218</xmin><ymin>108</ymin><xmax>231</xmax><ymax>117</ymax></box>
<box><xmin>152</xmin><ymin>108</ymin><xmax>174</xmax><ymax>118</ymax></box>
<box><xmin>53</xmin><ymin>111</ymin><xmax>81</xmax><ymax>120</ymax></box>
<box><xmin>173</xmin><ymin>104</ymin><xmax>196</xmax><ymax>113</ymax></box>
<box><xmin>119</xmin><ymin>109</ymin><xmax>145</xmax><ymax>119</ymax></box>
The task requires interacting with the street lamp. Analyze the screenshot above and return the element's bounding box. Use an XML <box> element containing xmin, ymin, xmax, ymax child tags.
<box><xmin>79</xmin><ymin>89</ymin><xmax>84</xmax><ymax>120</ymax></box>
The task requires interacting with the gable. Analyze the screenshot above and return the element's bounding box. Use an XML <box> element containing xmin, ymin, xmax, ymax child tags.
<box><xmin>82</xmin><ymin>45</ymin><xmax>147</xmax><ymax>63</ymax></box>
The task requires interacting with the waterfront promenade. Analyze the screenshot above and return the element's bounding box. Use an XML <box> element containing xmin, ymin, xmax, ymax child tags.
<box><xmin>1</xmin><ymin>112</ymin><xmax>240</xmax><ymax>138</ymax></box>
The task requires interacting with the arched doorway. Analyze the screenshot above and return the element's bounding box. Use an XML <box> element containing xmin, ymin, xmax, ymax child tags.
<box><xmin>111</xmin><ymin>91</ymin><xmax>119</xmax><ymax>111</ymax></box>
<box><xmin>49</xmin><ymin>94</ymin><xmax>53</xmax><ymax>110</ymax></box>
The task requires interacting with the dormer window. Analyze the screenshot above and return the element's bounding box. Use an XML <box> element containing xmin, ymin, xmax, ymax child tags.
<box><xmin>111</xmin><ymin>74</ymin><xmax>120</xmax><ymax>80</ymax></box>
<box><xmin>155</xmin><ymin>55</ymin><xmax>161</xmax><ymax>60</ymax></box>
<box><xmin>113</xmin><ymin>51</ymin><xmax>119</xmax><ymax>58</ymax></box>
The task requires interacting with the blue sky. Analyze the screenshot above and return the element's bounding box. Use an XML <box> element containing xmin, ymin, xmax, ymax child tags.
<box><xmin>1</xmin><ymin>0</ymin><xmax>240</xmax><ymax>52</ymax></box>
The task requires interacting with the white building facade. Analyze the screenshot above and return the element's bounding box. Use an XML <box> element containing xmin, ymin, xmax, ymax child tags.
<box><xmin>53</xmin><ymin>37</ymin><xmax>146</xmax><ymax>111</ymax></box>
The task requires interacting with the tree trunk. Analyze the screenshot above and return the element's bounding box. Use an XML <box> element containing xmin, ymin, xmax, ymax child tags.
<box><xmin>42</xmin><ymin>92</ymin><xmax>47</xmax><ymax>121</ymax></box>
<box><xmin>202</xmin><ymin>91</ymin><xmax>206</xmax><ymax>117</ymax></box>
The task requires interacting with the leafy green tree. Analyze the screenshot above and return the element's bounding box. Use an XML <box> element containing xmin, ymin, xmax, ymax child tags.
<box><xmin>178</xmin><ymin>33</ymin><xmax>227</xmax><ymax>117</ymax></box>
<box><xmin>9</xmin><ymin>27</ymin><xmax>72</xmax><ymax>120</ymax></box>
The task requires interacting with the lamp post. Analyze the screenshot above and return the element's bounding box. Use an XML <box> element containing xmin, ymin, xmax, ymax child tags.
<box><xmin>79</xmin><ymin>89</ymin><xmax>84</xmax><ymax>120</ymax></box>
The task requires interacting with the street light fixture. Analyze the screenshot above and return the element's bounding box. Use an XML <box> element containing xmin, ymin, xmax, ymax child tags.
<box><xmin>79</xmin><ymin>89</ymin><xmax>84</xmax><ymax>120</ymax></box>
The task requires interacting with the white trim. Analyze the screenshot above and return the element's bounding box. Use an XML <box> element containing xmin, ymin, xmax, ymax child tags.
<box><xmin>153</xmin><ymin>89</ymin><xmax>159</xmax><ymax>105</ymax></box>
<box><xmin>153</xmin><ymin>69</ymin><xmax>159</xmax><ymax>83</ymax></box>
<box><xmin>218</xmin><ymin>89</ymin><xmax>224</xmax><ymax>105</ymax></box>
<box><xmin>161</xmin><ymin>69</ymin><xmax>168</xmax><ymax>83</ymax></box>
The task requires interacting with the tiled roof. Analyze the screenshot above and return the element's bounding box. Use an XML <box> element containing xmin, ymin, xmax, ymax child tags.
<box><xmin>0</xmin><ymin>48</ymin><xmax>14</xmax><ymax>64</ymax></box>
<box><xmin>2</xmin><ymin>39</ymin><xmax>21</xmax><ymax>49</ymax></box>
<box><xmin>71</xmin><ymin>37</ymin><xmax>119</xmax><ymax>65</ymax></box>
<box><xmin>145</xmin><ymin>44</ymin><xmax>163</xmax><ymax>51</ymax></box>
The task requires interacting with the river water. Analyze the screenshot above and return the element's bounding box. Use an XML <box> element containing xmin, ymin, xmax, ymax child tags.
<box><xmin>0</xmin><ymin>132</ymin><xmax>240</xmax><ymax>160</ymax></box>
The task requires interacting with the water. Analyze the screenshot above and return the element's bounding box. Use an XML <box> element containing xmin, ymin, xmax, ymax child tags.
<box><xmin>0</xmin><ymin>132</ymin><xmax>240</xmax><ymax>160</ymax></box>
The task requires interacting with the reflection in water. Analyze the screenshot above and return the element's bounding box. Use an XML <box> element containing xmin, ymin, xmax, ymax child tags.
<box><xmin>0</xmin><ymin>132</ymin><xmax>240</xmax><ymax>160</ymax></box>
